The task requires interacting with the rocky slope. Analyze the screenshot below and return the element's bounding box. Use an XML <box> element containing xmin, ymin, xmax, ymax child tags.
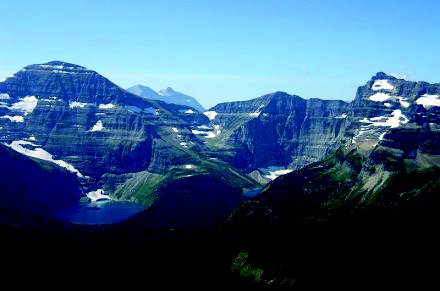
<box><xmin>0</xmin><ymin>61</ymin><xmax>254</xmax><ymax>203</ymax></box>
<box><xmin>225</xmin><ymin>73</ymin><xmax>440</xmax><ymax>288</ymax></box>
<box><xmin>0</xmin><ymin>144</ymin><xmax>81</xmax><ymax>224</ymax></box>
<box><xmin>199</xmin><ymin>92</ymin><xmax>349</xmax><ymax>181</ymax></box>
<box><xmin>127</xmin><ymin>85</ymin><xmax>205</xmax><ymax>112</ymax></box>
<box><xmin>199</xmin><ymin>72</ymin><xmax>440</xmax><ymax>183</ymax></box>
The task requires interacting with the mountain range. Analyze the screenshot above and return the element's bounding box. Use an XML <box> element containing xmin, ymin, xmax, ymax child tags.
<box><xmin>1</xmin><ymin>61</ymin><xmax>439</xmax><ymax>288</ymax></box>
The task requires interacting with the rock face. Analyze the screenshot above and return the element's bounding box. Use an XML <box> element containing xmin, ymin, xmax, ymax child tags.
<box><xmin>0</xmin><ymin>61</ymin><xmax>210</xmax><ymax>194</ymax></box>
<box><xmin>203</xmin><ymin>92</ymin><xmax>349</xmax><ymax>173</ymax></box>
<box><xmin>127</xmin><ymin>85</ymin><xmax>205</xmax><ymax>112</ymax></box>
<box><xmin>347</xmin><ymin>72</ymin><xmax>440</xmax><ymax>148</ymax></box>
<box><xmin>2</xmin><ymin>64</ymin><xmax>439</xmax><ymax>201</ymax></box>
<box><xmin>201</xmin><ymin>72</ymin><xmax>440</xmax><ymax>179</ymax></box>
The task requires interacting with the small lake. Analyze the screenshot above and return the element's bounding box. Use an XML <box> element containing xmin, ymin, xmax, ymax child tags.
<box><xmin>58</xmin><ymin>201</ymin><xmax>145</xmax><ymax>225</ymax></box>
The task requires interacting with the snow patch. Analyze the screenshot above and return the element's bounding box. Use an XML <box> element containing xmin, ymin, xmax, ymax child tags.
<box><xmin>372</xmin><ymin>79</ymin><xmax>394</xmax><ymax>91</ymax></box>
<box><xmin>203</xmin><ymin>111</ymin><xmax>218</xmax><ymax>121</ymax></box>
<box><xmin>99</xmin><ymin>103</ymin><xmax>115</xmax><ymax>109</ymax></box>
<box><xmin>180</xmin><ymin>142</ymin><xmax>188</xmax><ymax>147</ymax></box>
<box><xmin>192</xmin><ymin>129</ymin><xmax>207</xmax><ymax>135</ymax></box>
<box><xmin>415</xmin><ymin>94</ymin><xmax>440</xmax><ymax>109</ymax></box>
<box><xmin>192</xmin><ymin>125</ymin><xmax>221</xmax><ymax>138</ymax></box>
<box><xmin>90</xmin><ymin>120</ymin><xmax>104</xmax><ymax>132</ymax></box>
<box><xmin>0</xmin><ymin>93</ymin><xmax>10</xmax><ymax>100</ymax></box>
<box><xmin>259</xmin><ymin>166</ymin><xmax>293</xmax><ymax>181</ymax></box>
<box><xmin>212</xmin><ymin>124</ymin><xmax>221</xmax><ymax>136</ymax></box>
<box><xmin>40</xmin><ymin>64</ymin><xmax>64</xmax><ymax>69</ymax></box>
<box><xmin>351</xmin><ymin>128</ymin><xmax>370</xmax><ymax>144</ymax></box>
<box><xmin>6</xmin><ymin>140</ymin><xmax>84</xmax><ymax>177</ymax></box>
<box><xmin>185</xmin><ymin>164</ymin><xmax>195</xmax><ymax>169</ymax></box>
<box><xmin>171</xmin><ymin>127</ymin><xmax>179</xmax><ymax>133</ymax></box>
<box><xmin>384</xmin><ymin>102</ymin><xmax>392</xmax><ymax>108</ymax></box>
<box><xmin>10</xmin><ymin>96</ymin><xmax>38</xmax><ymax>115</ymax></box>
<box><xmin>184</xmin><ymin>109</ymin><xmax>195</xmax><ymax>114</ymax></box>
<box><xmin>69</xmin><ymin>101</ymin><xmax>89</xmax><ymax>109</ymax></box>
<box><xmin>398</xmin><ymin>97</ymin><xmax>410</xmax><ymax>108</ymax></box>
<box><xmin>360</xmin><ymin>109</ymin><xmax>408</xmax><ymax>128</ymax></box>
<box><xmin>369</xmin><ymin>92</ymin><xmax>392</xmax><ymax>102</ymax></box>
<box><xmin>336</xmin><ymin>113</ymin><xmax>347</xmax><ymax>119</ymax></box>
<box><xmin>1</xmin><ymin>115</ymin><xmax>24</xmax><ymax>122</ymax></box>
<box><xmin>249</xmin><ymin>105</ymin><xmax>264</xmax><ymax>117</ymax></box>
<box><xmin>87</xmin><ymin>189</ymin><xmax>111</xmax><ymax>202</ymax></box>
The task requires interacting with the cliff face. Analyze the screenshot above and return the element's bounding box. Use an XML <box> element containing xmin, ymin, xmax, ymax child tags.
<box><xmin>201</xmin><ymin>73</ymin><xmax>440</xmax><ymax>179</ymax></box>
<box><xmin>0</xmin><ymin>61</ymin><xmax>210</xmax><ymax>194</ymax></box>
<box><xmin>203</xmin><ymin>92</ymin><xmax>349</xmax><ymax>173</ymax></box>
<box><xmin>231</xmin><ymin>94</ymin><xmax>349</xmax><ymax>170</ymax></box>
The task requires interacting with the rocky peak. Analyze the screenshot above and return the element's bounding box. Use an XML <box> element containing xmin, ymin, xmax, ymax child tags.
<box><xmin>371</xmin><ymin>72</ymin><xmax>397</xmax><ymax>81</ymax></box>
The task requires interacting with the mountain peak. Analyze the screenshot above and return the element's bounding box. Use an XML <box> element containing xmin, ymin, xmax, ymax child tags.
<box><xmin>371</xmin><ymin>72</ymin><xmax>397</xmax><ymax>81</ymax></box>
<box><xmin>24</xmin><ymin>61</ymin><xmax>89</xmax><ymax>72</ymax></box>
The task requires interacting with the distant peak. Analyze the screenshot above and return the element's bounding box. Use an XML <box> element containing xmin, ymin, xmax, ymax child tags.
<box><xmin>158</xmin><ymin>87</ymin><xmax>176</xmax><ymax>96</ymax></box>
<box><xmin>371</xmin><ymin>72</ymin><xmax>397</xmax><ymax>81</ymax></box>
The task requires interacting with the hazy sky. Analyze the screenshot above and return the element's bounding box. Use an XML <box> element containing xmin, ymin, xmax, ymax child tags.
<box><xmin>1</xmin><ymin>0</ymin><xmax>440</xmax><ymax>108</ymax></box>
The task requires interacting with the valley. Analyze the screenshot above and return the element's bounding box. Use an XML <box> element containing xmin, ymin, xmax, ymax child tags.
<box><xmin>0</xmin><ymin>61</ymin><xmax>439</xmax><ymax>289</ymax></box>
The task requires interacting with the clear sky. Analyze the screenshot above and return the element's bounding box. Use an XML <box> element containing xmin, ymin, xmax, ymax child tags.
<box><xmin>1</xmin><ymin>0</ymin><xmax>440</xmax><ymax>108</ymax></box>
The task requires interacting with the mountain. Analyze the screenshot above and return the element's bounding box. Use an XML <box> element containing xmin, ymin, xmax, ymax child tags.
<box><xmin>0</xmin><ymin>61</ymin><xmax>254</xmax><ymax>208</ymax></box>
<box><xmin>196</xmin><ymin>92</ymin><xmax>349</xmax><ymax>182</ymax></box>
<box><xmin>126</xmin><ymin>84</ymin><xmax>161</xmax><ymax>100</ymax></box>
<box><xmin>127</xmin><ymin>85</ymin><xmax>205</xmax><ymax>112</ymax></box>
<box><xmin>197</xmin><ymin>72</ymin><xmax>440</xmax><ymax>182</ymax></box>
<box><xmin>226</xmin><ymin>72</ymin><xmax>440</xmax><ymax>288</ymax></box>
<box><xmin>1</xmin><ymin>68</ymin><xmax>439</xmax><ymax>288</ymax></box>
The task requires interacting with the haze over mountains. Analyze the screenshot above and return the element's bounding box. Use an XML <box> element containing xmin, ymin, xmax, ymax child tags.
<box><xmin>1</xmin><ymin>60</ymin><xmax>439</xmax><ymax>288</ymax></box>
<box><xmin>127</xmin><ymin>84</ymin><xmax>205</xmax><ymax>112</ymax></box>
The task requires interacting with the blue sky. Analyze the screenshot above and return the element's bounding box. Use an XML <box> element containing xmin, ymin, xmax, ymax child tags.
<box><xmin>1</xmin><ymin>0</ymin><xmax>440</xmax><ymax>108</ymax></box>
